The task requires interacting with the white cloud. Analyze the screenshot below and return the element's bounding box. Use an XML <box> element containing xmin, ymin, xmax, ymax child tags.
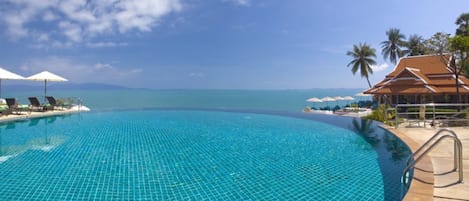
<box><xmin>223</xmin><ymin>0</ymin><xmax>251</xmax><ymax>6</ymax></box>
<box><xmin>1</xmin><ymin>0</ymin><xmax>182</xmax><ymax>46</ymax></box>
<box><xmin>4</xmin><ymin>13</ymin><xmax>30</xmax><ymax>39</ymax></box>
<box><xmin>3</xmin><ymin>0</ymin><xmax>58</xmax><ymax>39</ymax></box>
<box><xmin>94</xmin><ymin>63</ymin><xmax>114</xmax><ymax>70</ymax></box>
<box><xmin>86</xmin><ymin>42</ymin><xmax>128</xmax><ymax>48</ymax></box>
<box><xmin>371</xmin><ymin>63</ymin><xmax>390</xmax><ymax>72</ymax></box>
<box><xmin>43</xmin><ymin>11</ymin><xmax>58</xmax><ymax>21</ymax></box>
<box><xmin>189</xmin><ymin>72</ymin><xmax>205</xmax><ymax>78</ymax></box>
<box><xmin>37</xmin><ymin>33</ymin><xmax>50</xmax><ymax>42</ymax></box>
<box><xmin>130</xmin><ymin>68</ymin><xmax>143</xmax><ymax>73</ymax></box>
<box><xmin>19</xmin><ymin>56</ymin><xmax>141</xmax><ymax>83</ymax></box>
<box><xmin>59</xmin><ymin>21</ymin><xmax>83</xmax><ymax>42</ymax></box>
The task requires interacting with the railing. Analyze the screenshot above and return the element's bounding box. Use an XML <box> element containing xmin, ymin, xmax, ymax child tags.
<box><xmin>401</xmin><ymin>128</ymin><xmax>463</xmax><ymax>199</ymax></box>
<box><xmin>56</xmin><ymin>96</ymin><xmax>84</xmax><ymax>110</ymax></box>
<box><xmin>388</xmin><ymin>103</ymin><xmax>469</xmax><ymax>129</ymax></box>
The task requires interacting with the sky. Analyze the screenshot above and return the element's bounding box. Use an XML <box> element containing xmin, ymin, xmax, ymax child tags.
<box><xmin>0</xmin><ymin>0</ymin><xmax>468</xmax><ymax>89</ymax></box>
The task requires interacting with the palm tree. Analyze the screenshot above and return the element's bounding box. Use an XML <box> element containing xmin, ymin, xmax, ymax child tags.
<box><xmin>381</xmin><ymin>28</ymin><xmax>406</xmax><ymax>64</ymax></box>
<box><xmin>346</xmin><ymin>43</ymin><xmax>376</xmax><ymax>88</ymax></box>
<box><xmin>403</xmin><ymin>34</ymin><xmax>426</xmax><ymax>56</ymax></box>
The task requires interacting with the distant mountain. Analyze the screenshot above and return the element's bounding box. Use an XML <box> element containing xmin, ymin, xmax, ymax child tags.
<box><xmin>50</xmin><ymin>83</ymin><xmax>129</xmax><ymax>90</ymax></box>
<box><xmin>3</xmin><ymin>83</ymin><xmax>129</xmax><ymax>91</ymax></box>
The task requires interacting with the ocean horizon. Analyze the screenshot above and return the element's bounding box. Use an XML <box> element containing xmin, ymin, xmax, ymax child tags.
<box><xmin>3</xmin><ymin>88</ymin><xmax>370</xmax><ymax>112</ymax></box>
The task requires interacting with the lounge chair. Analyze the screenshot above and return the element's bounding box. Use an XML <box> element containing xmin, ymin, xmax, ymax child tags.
<box><xmin>46</xmin><ymin>96</ymin><xmax>67</xmax><ymax>110</ymax></box>
<box><xmin>0</xmin><ymin>99</ymin><xmax>8</xmax><ymax>115</ymax></box>
<box><xmin>0</xmin><ymin>105</ymin><xmax>8</xmax><ymax>115</ymax></box>
<box><xmin>5</xmin><ymin>98</ymin><xmax>30</xmax><ymax>115</ymax></box>
<box><xmin>28</xmin><ymin>97</ymin><xmax>51</xmax><ymax>112</ymax></box>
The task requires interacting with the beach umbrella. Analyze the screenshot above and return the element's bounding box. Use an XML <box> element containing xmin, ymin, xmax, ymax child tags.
<box><xmin>343</xmin><ymin>96</ymin><xmax>355</xmax><ymax>107</ymax></box>
<box><xmin>0</xmin><ymin>67</ymin><xmax>25</xmax><ymax>98</ymax></box>
<box><xmin>26</xmin><ymin>71</ymin><xmax>67</xmax><ymax>101</ymax></box>
<box><xmin>306</xmin><ymin>97</ymin><xmax>323</xmax><ymax>103</ymax></box>
<box><xmin>355</xmin><ymin>92</ymin><xmax>372</xmax><ymax>101</ymax></box>
<box><xmin>333</xmin><ymin>96</ymin><xmax>345</xmax><ymax>109</ymax></box>
<box><xmin>321</xmin><ymin>96</ymin><xmax>335</xmax><ymax>102</ymax></box>
<box><xmin>321</xmin><ymin>96</ymin><xmax>335</xmax><ymax>110</ymax></box>
<box><xmin>355</xmin><ymin>92</ymin><xmax>372</xmax><ymax>108</ymax></box>
<box><xmin>355</xmin><ymin>92</ymin><xmax>372</xmax><ymax>97</ymax></box>
<box><xmin>306</xmin><ymin>97</ymin><xmax>323</xmax><ymax>110</ymax></box>
<box><xmin>333</xmin><ymin>96</ymin><xmax>344</xmax><ymax>101</ymax></box>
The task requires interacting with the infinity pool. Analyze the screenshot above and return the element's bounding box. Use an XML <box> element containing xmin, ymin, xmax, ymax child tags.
<box><xmin>0</xmin><ymin>110</ymin><xmax>410</xmax><ymax>200</ymax></box>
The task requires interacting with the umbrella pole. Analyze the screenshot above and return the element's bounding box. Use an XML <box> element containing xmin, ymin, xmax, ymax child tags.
<box><xmin>44</xmin><ymin>80</ymin><xmax>47</xmax><ymax>103</ymax></box>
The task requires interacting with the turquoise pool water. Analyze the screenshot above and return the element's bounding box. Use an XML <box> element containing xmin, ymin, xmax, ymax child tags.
<box><xmin>0</xmin><ymin>110</ymin><xmax>409</xmax><ymax>200</ymax></box>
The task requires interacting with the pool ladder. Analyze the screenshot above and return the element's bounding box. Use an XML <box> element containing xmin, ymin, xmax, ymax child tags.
<box><xmin>401</xmin><ymin>128</ymin><xmax>463</xmax><ymax>198</ymax></box>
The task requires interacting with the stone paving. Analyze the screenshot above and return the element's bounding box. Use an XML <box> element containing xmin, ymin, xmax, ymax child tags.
<box><xmin>390</xmin><ymin>125</ymin><xmax>469</xmax><ymax>201</ymax></box>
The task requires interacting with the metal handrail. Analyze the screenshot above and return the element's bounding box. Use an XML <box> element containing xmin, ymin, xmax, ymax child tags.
<box><xmin>48</xmin><ymin>96</ymin><xmax>84</xmax><ymax>111</ymax></box>
<box><xmin>401</xmin><ymin>129</ymin><xmax>463</xmax><ymax>199</ymax></box>
<box><xmin>405</xmin><ymin>128</ymin><xmax>459</xmax><ymax>170</ymax></box>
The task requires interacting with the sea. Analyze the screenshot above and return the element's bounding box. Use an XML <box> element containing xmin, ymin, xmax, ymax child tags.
<box><xmin>3</xmin><ymin>88</ymin><xmax>369</xmax><ymax>112</ymax></box>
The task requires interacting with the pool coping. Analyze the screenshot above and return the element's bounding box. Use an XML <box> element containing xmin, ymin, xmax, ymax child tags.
<box><xmin>0</xmin><ymin>109</ymin><xmax>88</xmax><ymax>123</ymax></box>
<box><xmin>381</xmin><ymin>125</ymin><xmax>434</xmax><ymax>201</ymax></box>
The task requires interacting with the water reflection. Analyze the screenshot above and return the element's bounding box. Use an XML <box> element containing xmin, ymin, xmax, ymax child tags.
<box><xmin>28</xmin><ymin>116</ymin><xmax>67</xmax><ymax>152</ymax></box>
<box><xmin>351</xmin><ymin>118</ymin><xmax>380</xmax><ymax>147</ymax></box>
<box><xmin>384</xmin><ymin>133</ymin><xmax>411</xmax><ymax>161</ymax></box>
<box><xmin>0</xmin><ymin>123</ymin><xmax>24</xmax><ymax>163</ymax></box>
<box><xmin>0</xmin><ymin>116</ymin><xmax>69</xmax><ymax>163</ymax></box>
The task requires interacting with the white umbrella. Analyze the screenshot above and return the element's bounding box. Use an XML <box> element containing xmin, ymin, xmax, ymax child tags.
<box><xmin>306</xmin><ymin>97</ymin><xmax>323</xmax><ymax>103</ymax></box>
<box><xmin>0</xmin><ymin>67</ymin><xmax>25</xmax><ymax>98</ymax></box>
<box><xmin>333</xmin><ymin>96</ymin><xmax>345</xmax><ymax>109</ymax></box>
<box><xmin>321</xmin><ymin>96</ymin><xmax>335</xmax><ymax>102</ymax></box>
<box><xmin>321</xmin><ymin>96</ymin><xmax>335</xmax><ymax>110</ymax></box>
<box><xmin>333</xmin><ymin>96</ymin><xmax>344</xmax><ymax>101</ymax></box>
<box><xmin>343</xmin><ymin>96</ymin><xmax>355</xmax><ymax>107</ymax></box>
<box><xmin>306</xmin><ymin>97</ymin><xmax>323</xmax><ymax>110</ymax></box>
<box><xmin>355</xmin><ymin>92</ymin><xmax>372</xmax><ymax>97</ymax></box>
<box><xmin>355</xmin><ymin>92</ymin><xmax>372</xmax><ymax>108</ymax></box>
<box><xmin>27</xmin><ymin>71</ymin><xmax>67</xmax><ymax>101</ymax></box>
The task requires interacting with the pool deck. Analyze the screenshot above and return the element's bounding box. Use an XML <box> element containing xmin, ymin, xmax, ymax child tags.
<box><xmin>304</xmin><ymin>108</ymin><xmax>373</xmax><ymax>117</ymax></box>
<box><xmin>0</xmin><ymin>106</ymin><xmax>90</xmax><ymax>123</ymax></box>
<box><xmin>385</xmin><ymin>125</ymin><xmax>469</xmax><ymax>201</ymax></box>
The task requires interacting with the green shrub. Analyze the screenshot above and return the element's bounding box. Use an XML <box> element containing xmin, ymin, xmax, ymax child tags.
<box><xmin>364</xmin><ymin>104</ymin><xmax>387</xmax><ymax>122</ymax></box>
<box><xmin>364</xmin><ymin>104</ymin><xmax>404</xmax><ymax>126</ymax></box>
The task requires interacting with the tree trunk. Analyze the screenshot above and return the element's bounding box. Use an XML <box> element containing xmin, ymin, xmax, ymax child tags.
<box><xmin>366</xmin><ymin>78</ymin><xmax>372</xmax><ymax>88</ymax></box>
<box><xmin>456</xmin><ymin>73</ymin><xmax>461</xmax><ymax>103</ymax></box>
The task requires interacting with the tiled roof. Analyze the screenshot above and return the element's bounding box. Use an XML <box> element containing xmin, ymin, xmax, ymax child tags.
<box><xmin>365</xmin><ymin>54</ymin><xmax>469</xmax><ymax>95</ymax></box>
<box><xmin>386</xmin><ymin>54</ymin><xmax>452</xmax><ymax>77</ymax></box>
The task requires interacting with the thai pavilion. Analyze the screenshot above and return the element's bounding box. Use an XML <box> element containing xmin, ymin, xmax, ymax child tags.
<box><xmin>364</xmin><ymin>54</ymin><xmax>469</xmax><ymax>105</ymax></box>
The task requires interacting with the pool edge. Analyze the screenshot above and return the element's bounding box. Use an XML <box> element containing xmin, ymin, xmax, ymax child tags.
<box><xmin>381</xmin><ymin>125</ymin><xmax>434</xmax><ymax>201</ymax></box>
<box><xmin>0</xmin><ymin>109</ymin><xmax>88</xmax><ymax>123</ymax></box>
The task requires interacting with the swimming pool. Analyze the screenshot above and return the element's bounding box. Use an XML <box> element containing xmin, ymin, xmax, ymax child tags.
<box><xmin>0</xmin><ymin>109</ymin><xmax>411</xmax><ymax>200</ymax></box>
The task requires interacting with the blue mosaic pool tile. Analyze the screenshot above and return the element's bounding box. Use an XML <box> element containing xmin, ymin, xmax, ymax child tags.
<box><xmin>0</xmin><ymin>111</ymin><xmax>409</xmax><ymax>200</ymax></box>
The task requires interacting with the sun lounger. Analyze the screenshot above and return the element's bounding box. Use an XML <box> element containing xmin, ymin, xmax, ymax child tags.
<box><xmin>28</xmin><ymin>97</ymin><xmax>51</xmax><ymax>112</ymax></box>
<box><xmin>46</xmin><ymin>96</ymin><xmax>68</xmax><ymax>110</ymax></box>
<box><xmin>0</xmin><ymin>105</ymin><xmax>8</xmax><ymax>115</ymax></box>
<box><xmin>5</xmin><ymin>98</ymin><xmax>30</xmax><ymax>115</ymax></box>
